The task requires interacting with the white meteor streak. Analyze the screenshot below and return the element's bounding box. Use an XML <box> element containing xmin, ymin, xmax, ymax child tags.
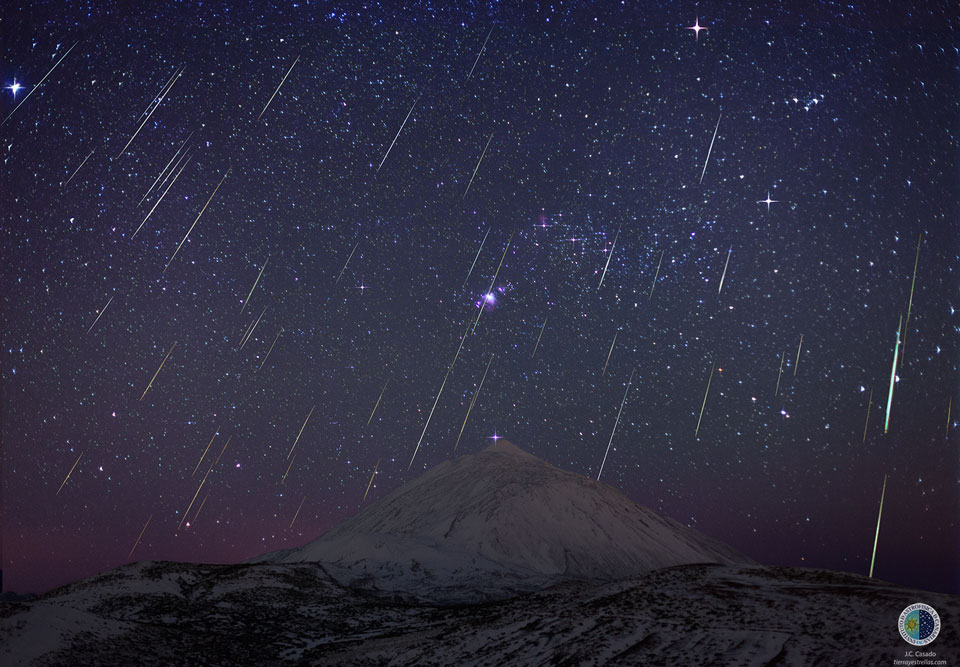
<box><xmin>718</xmin><ymin>247</ymin><xmax>731</xmax><ymax>295</ymax></box>
<box><xmin>531</xmin><ymin>317</ymin><xmax>548</xmax><ymax>358</ymax></box>
<box><xmin>117</xmin><ymin>66</ymin><xmax>183</xmax><ymax>158</ymax></box>
<box><xmin>377</xmin><ymin>92</ymin><xmax>421</xmax><ymax>172</ymax></box>
<box><xmin>164</xmin><ymin>165</ymin><xmax>231</xmax><ymax>272</ymax></box>
<box><xmin>466</xmin><ymin>27</ymin><xmax>493</xmax><ymax>80</ymax></box>
<box><xmin>597</xmin><ymin>227</ymin><xmax>620</xmax><ymax>289</ymax></box>
<box><xmin>462</xmin><ymin>132</ymin><xmax>493</xmax><ymax>200</ymax></box>
<box><xmin>2</xmin><ymin>41</ymin><xmax>78</xmax><ymax>126</ymax></box>
<box><xmin>699</xmin><ymin>112</ymin><xmax>721</xmax><ymax>184</ymax></box>
<box><xmin>258</xmin><ymin>55</ymin><xmax>301</xmax><ymax>121</ymax></box>
<box><xmin>133</xmin><ymin>154</ymin><xmax>191</xmax><ymax>238</ymax></box>
<box><xmin>336</xmin><ymin>242</ymin><xmax>359</xmax><ymax>284</ymax></box>
<box><xmin>63</xmin><ymin>149</ymin><xmax>95</xmax><ymax>188</ymax></box>
<box><xmin>241</xmin><ymin>256</ymin><xmax>269</xmax><ymax>312</ymax></box>
<box><xmin>463</xmin><ymin>227</ymin><xmax>490</xmax><ymax>287</ymax></box>
<box><xmin>597</xmin><ymin>369</ymin><xmax>635</xmax><ymax>481</ymax></box>
<box><xmin>86</xmin><ymin>295</ymin><xmax>114</xmax><ymax>334</ymax></box>
<box><xmin>602</xmin><ymin>331</ymin><xmax>618</xmax><ymax>376</ymax></box>
<box><xmin>139</xmin><ymin>131</ymin><xmax>193</xmax><ymax>205</ymax></box>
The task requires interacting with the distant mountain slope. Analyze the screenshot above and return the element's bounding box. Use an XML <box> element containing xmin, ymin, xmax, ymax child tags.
<box><xmin>259</xmin><ymin>440</ymin><xmax>750</xmax><ymax>601</ymax></box>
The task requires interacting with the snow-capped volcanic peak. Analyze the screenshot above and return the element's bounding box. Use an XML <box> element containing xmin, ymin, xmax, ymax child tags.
<box><xmin>274</xmin><ymin>440</ymin><xmax>749</xmax><ymax>586</ymax></box>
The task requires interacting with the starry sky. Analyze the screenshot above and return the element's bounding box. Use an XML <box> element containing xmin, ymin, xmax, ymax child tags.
<box><xmin>2</xmin><ymin>1</ymin><xmax>959</xmax><ymax>596</ymax></box>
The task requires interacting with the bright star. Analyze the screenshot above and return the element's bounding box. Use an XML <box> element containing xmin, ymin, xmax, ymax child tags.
<box><xmin>757</xmin><ymin>191</ymin><xmax>779</xmax><ymax>212</ymax></box>
<box><xmin>687</xmin><ymin>17</ymin><xmax>707</xmax><ymax>41</ymax></box>
<box><xmin>6</xmin><ymin>79</ymin><xmax>23</xmax><ymax>98</ymax></box>
<box><xmin>489</xmin><ymin>431</ymin><xmax>502</xmax><ymax>442</ymax></box>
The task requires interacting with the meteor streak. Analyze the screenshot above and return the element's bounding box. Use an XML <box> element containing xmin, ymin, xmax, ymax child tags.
<box><xmin>466</xmin><ymin>27</ymin><xmax>493</xmax><ymax>80</ymax></box>
<box><xmin>597</xmin><ymin>369</ymin><xmax>635</xmax><ymax>481</ymax></box>
<box><xmin>868</xmin><ymin>474</ymin><xmax>887</xmax><ymax>578</ymax></box>
<box><xmin>454</xmin><ymin>353</ymin><xmax>494</xmax><ymax>451</ymax></box>
<box><xmin>699</xmin><ymin>112</ymin><xmax>722</xmax><ymax>184</ymax></box>
<box><xmin>463</xmin><ymin>227</ymin><xmax>490</xmax><ymax>287</ymax></box>
<box><xmin>2</xmin><ymin>41</ymin><xmax>78</xmax><ymax>126</ymax></box>
<box><xmin>139</xmin><ymin>131</ymin><xmax>193</xmax><ymax>205</ymax></box>
<box><xmin>258</xmin><ymin>54</ymin><xmax>300</xmax><ymax>121</ymax></box>
<box><xmin>129</xmin><ymin>514</ymin><xmax>152</xmax><ymax>559</ymax></box>
<box><xmin>473</xmin><ymin>232</ymin><xmax>513</xmax><ymax>332</ymax></box>
<box><xmin>649</xmin><ymin>250</ymin><xmax>664</xmax><ymax>298</ymax></box>
<box><xmin>240</xmin><ymin>306</ymin><xmax>266</xmax><ymax>350</ymax></box>
<box><xmin>409</xmin><ymin>369</ymin><xmax>450</xmax><ymax>469</ymax></box>
<box><xmin>164</xmin><ymin>166</ymin><xmax>231</xmax><ymax>272</ymax></box>
<box><xmin>192</xmin><ymin>425</ymin><xmax>220</xmax><ymax>477</ymax></box>
<box><xmin>290</xmin><ymin>496</ymin><xmax>306</xmax><ymax>528</ymax></box>
<box><xmin>901</xmin><ymin>233</ymin><xmax>922</xmax><ymax>363</ymax></box>
<box><xmin>717</xmin><ymin>247</ymin><xmax>731</xmax><ymax>296</ymax></box>
<box><xmin>947</xmin><ymin>397</ymin><xmax>952</xmax><ymax>439</ymax></box>
<box><xmin>63</xmin><ymin>149</ymin><xmax>95</xmax><ymax>187</ymax></box>
<box><xmin>601</xmin><ymin>331</ymin><xmax>618</xmax><ymax>376</ymax></box>
<box><xmin>462</xmin><ymin>132</ymin><xmax>493</xmax><ymax>200</ymax></box>
<box><xmin>367</xmin><ymin>380</ymin><xmax>389</xmax><ymax>425</ymax></box>
<box><xmin>884</xmin><ymin>317</ymin><xmax>901</xmax><ymax>434</ymax></box>
<box><xmin>241</xmin><ymin>256</ymin><xmax>269</xmax><ymax>312</ymax></box>
<box><xmin>793</xmin><ymin>334</ymin><xmax>803</xmax><ymax>377</ymax></box>
<box><xmin>695</xmin><ymin>361</ymin><xmax>715</xmax><ymax>438</ymax></box>
<box><xmin>363</xmin><ymin>459</ymin><xmax>380</xmax><ymax>501</ymax></box>
<box><xmin>56</xmin><ymin>452</ymin><xmax>83</xmax><ymax>496</ymax></box>
<box><xmin>257</xmin><ymin>326</ymin><xmax>283</xmax><ymax>373</ymax></box>
<box><xmin>335</xmin><ymin>242</ymin><xmax>358</xmax><ymax>284</ymax></box>
<box><xmin>288</xmin><ymin>405</ymin><xmax>316</xmax><ymax>460</ymax></box>
<box><xmin>774</xmin><ymin>349</ymin><xmax>785</xmax><ymax>396</ymax></box>
<box><xmin>281</xmin><ymin>452</ymin><xmax>297</xmax><ymax>485</ymax></box>
<box><xmin>86</xmin><ymin>296</ymin><xmax>114</xmax><ymax>334</ymax></box>
<box><xmin>117</xmin><ymin>66</ymin><xmax>183</xmax><ymax>158</ymax></box>
<box><xmin>531</xmin><ymin>317</ymin><xmax>547</xmax><ymax>358</ymax></box>
<box><xmin>140</xmin><ymin>341</ymin><xmax>177</xmax><ymax>401</ymax></box>
<box><xmin>377</xmin><ymin>92</ymin><xmax>421</xmax><ymax>172</ymax></box>
<box><xmin>597</xmin><ymin>227</ymin><xmax>620</xmax><ymax>289</ymax></box>
<box><xmin>862</xmin><ymin>388</ymin><xmax>873</xmax><ymax>443</ymax></box>
<box><xmin>134</xmin><ymin>154</ymin><xmax>191</xmax><ymax>238</ymax></box>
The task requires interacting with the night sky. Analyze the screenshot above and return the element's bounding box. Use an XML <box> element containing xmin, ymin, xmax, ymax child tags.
<box><xmin>2</xmin><ymin>2</ymin><xmax>959</xmax><ymax>596</ymax></box>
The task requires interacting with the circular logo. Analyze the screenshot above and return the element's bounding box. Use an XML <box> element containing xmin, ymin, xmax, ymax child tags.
<box><xmin>898</xmin><ymin>603</ymin><xmax>940</xmax><ymax>646</ymax></box>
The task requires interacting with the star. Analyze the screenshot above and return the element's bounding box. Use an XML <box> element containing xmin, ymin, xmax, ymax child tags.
<box><xmin>687</xmin><ymin>17</ymin><xmax>707</xmax><ymax>41</ymax></box>
<box><xmin>757</xmin><ymin>191</ymin><xmax>779</xmax><ymax>211</ymax></box>
<box><xmin>6</xmin><ymin>79</ymin><xmax>23</xmax><ymax>98</ymax></box>
<box><xmin>489</xmin><ymin>431</ymin><xmax>502</xmax><ymax>442</ymax></box>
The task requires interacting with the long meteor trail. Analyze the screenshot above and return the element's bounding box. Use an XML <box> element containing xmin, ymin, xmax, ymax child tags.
<box><xmin>717</xmin><ymin>247</ymin><xmax>731</xmax><ymax>295</ymax></box>
<box><xmin>117</xmin><ymin>66</ymin><xmax>183</xmax><ymax>158</ymax></box>
<box><xmin>466</xmin><ymin>27</ymin><xmax>493</xmax><ymax>80</ymax></box>
<box><xmin>597</xmin><ymin>369</ymin><xmax>635</xmax><ymax>481</ymax></box>
<box><xmin>134</xmin><ymin>154</ymin><xmax>192</xmax><ymax>238</ymax></box>
<box><xmin>454</xmin><ymin>353</ymin><xmax>494</xmax><ymax>451</ymax></box>
<box><xmin>86</xmin><ymin>296</ymin><xmax>114</xmax><ymax>334</ymax></box>
<box><xmin>140</xmin><ymin>342</ymin><xmax>177</xmax><ymax>401</ymax></box>
<box><xmin>288</xmin><ymin>405</ymin><xmax>316</xmax><ymax>460</ymax></box>
<box><xmin>129</xmin><ymin>514</ymin><xmax>153</xmax><ymax>559</ymax></box>
<box><xmin>241</xmin><ymin>256</ymin><xmax>269</xmax><ymax>312</ymax></box>
<box><xmin>649</xmin><ymin>250</ymin><xmax>664</xmax><ymax>298</ymax></box>
<box><xmin>862</xmin><ymin>388</ymin><xmax>873</xmax><ymax>443</ymax></box>
<box><xmin>63</xmin><ymin>149</ymin><xmax>95</xmax><ymax>188</ymax></box>
<box><xmin>699</xmin><ymin>111</ymin><xmax>722</xmax><ymax>184</ymax></box>
<box><xmin>462</xmin><ymin>132</ymin><xmax>493</xmax><ymax>200</ymax></box>
<box><xmin>258</xmin><ymin>55</ymin><xmax>300</xmax><ymax>121</ymax></box>
<box><xmin>695</xmin><ymin>361</ymin><xmax>715</xmax><ymax>438</ymax></box>
<box><xmin>473</xmin><ymin>232</ymin><xmax>513</xmax><ymax>332</ymax></box>
<box><xmin>56</xmin><ymin>452</ymin><xmax>83</xmax><ymax>496</ymax></box>
<box><xmin>793</xmin><ymin>334</ymin><xmax>804</xmax><ymax>377</ymax></box>
<box><xmin>868</xmin><ymin>474</ymin><xmax>888</xmax><ymax>578</ymax></box>
<box><xmin>164</xmin><ymin>166</ymin><xmax>231</xmax><ymax>272</ymax></box>
<box><xmin>884</xmin><ymin>317</ymin><xmax>901</xmax><ymax>434</ymax></box>
<box><xmin>774</xmin><ymin>349</ymin><xmax>785</xmax><ymax>396</ymax></box>
<box><xmin>2</xmin><ymin>41</ymin><xmax>78</xmax><ymax>126</ymax></box>
<box><xmin>531</xmin><ymin>317</ymin><xmax>548</xmax><ymax>358</ymax></box>
<box><xmin>597</xmin><ymin>227</ymin><xmax>620</xmax><ymax>289</ymax></box>
<box><xmin>602</xmin><ymin>331</ymin><xmax>618</xmax><ymax>376</ymax></box>
<box><xmin>336</xmin><ymin>242</ymin><xmax>359</xmax><ymax>284</ymax></box>
<box><xmin>901</xmin><ymin>233</ymin><xmax>922</xmax><ymax>363</ymax></box>
<box><xmin>367</xmin><ymin>381</ymin><xmax>389</xmax><ymax>425</ymax></box>
<box><xmin>363</xmin><ymin>460</ymin><xmax>380</xmax><ymax>501</ymax></box>
<box><xmin>257</xmin><ymin>326</ymin><xmax>283</xmax><ymax>373</ymax></box>
<box><xmin>463</xmin><ymin>228</ymin><xmax>490</xmax><ymax>287</ymax></box>
<box><xmin>377</xmin><ymin>92</ymin><xmax>421</xmax><ymax>172</ymax></box>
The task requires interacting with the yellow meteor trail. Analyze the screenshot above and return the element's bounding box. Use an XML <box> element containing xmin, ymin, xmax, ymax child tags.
<box><xmin>597</xmin><ymin>369</ymin><xmax>635</xmax><ymax>481</ymax></box>
<box><xmin>178</xmin><ymin>473</ymin><xmax>208</xmax><ymax>531</ymax></box>
<box><xmin>257</xmin><ymin>326</ymin><xmax>283</xmax><ymax>373</ymax></box>
<box><xmin>133</xmin><ymin>154</ymin><xmax>192</xmax><ymax>239</ymax></box>
<box><xmin>473</xmin><ymin>232</ymin><xmax>513</xmax><ymax>332</ymax></box>
<box><xmin>901</xmin><ymin>233</ymin><xmax>922</xmax><ymax>364</ymax></box>
<box><xmin>454</xmin><ymin>353</ymin><xmax>494</xmax><ymax>451</ymax></box>
<box><xmin>695</xmin><ymin>361</ymin><xmax>715</xmax><ymax>438</ymax></box>
<box><xmin>140</xmin><ymin>341</ymin><xmax>177</xmax><ymax>401</ymax></box>
<box><xmin>774</xmin><ymin>349</ymin><xmax>785</xmax><ymax>396</ymax></box>
<box><xmin>56</xmin><ymin>452</ymin><xmax>83</xmax><ymax>496</ymax></box>
<box><xmin>462</xmin><ymin>132</ymin><xmax>493</xmax><ymax>200</ymax></box>
<box><xmin>192</xmin><ymin>494</ymin><xmax>208</xmax><ymax>523</ymax></box>
<box><xmin>164</xmin><ymin>166</ymin><xmax>231</xmax><ymax>273</ymax></box>
<box><xmin>86</xmin><ymin>295</ymin><xmax>114</xmax><ymax>334</ymax></box>
<box><xmin>531</xmin><ymin>317</ymin><xmax>547</xmax><ymax>358</ymax></box>
<box><xmin>602</xmin><ymin>331</ymin><xmax>618</xmax><ymax>376</ymax></box>
<box><xmin>363</xmin><ymin>459</ymin><xmax>380</xmax><ymax>501</ymax></box>
<box><xmin>258</xmin><ymin>54</ymin><xmax>301</xmax><ymax>121</ymax></box>
<box><xmin>649</xmin><ymin>250</ymin><xmax>664</xmax><ymax>298</ymax></box>
<box><xmin>868</xmin><ymin>474</ymin><xmax>887</xmax><ymax>577</ymax></box>
<box><xmin>718</xmin><ymin>247</ymin><xmax>731</xmax><ymax>296</ymax></box>
<box><xmin>241</xmin><ymin>256</ymin><xmax>269</xmax><ymax>312</ymax></box>
<box><xmin>862</xmin><ymin>389</ymin><xmax>873</xmax><ymax>443</ymax></box>
<box><xmin>793</xmin><ymin>334</ymin><xmax>803</xmax><ymax>377</ymax></box>
<box><xmin>192</xmin><ymin>425</ymin><xmax>220</xmax><ymax>477</ymax></box>
<box><xmin>210</xmin><ymin>435</ymin><xmax>232</xmax><ymax>470</ymax></box>
<box><xmin>367</xmin><ymin>380</ymin><xmax>389</xmax><ymax>425</ymax></box>
<box><xmin>63</xmin><ymin>149</ymin><xmax>95</xmax><ymax>188</ymax></box>
<box><xmin>290</xmin><ymin>496</ymin><xmax>306</xmax><ymax>528</ymax></box>
<box><xmin>117</xmin><ymin>66</ymin><xmax>183</xmax><ymax>158</ymax></box>
<box><xmin>2</xmin><ymin>41</ymin><xmax>78</xmax><ymax>126</ymax></box>
<box><xmin>129</xmin><ymin>514</ymin><xmax>152</xmax><ymax>559</ymax></box>
<box><xmin>884</xmin><ymin>317</ymin><xmax>901</xmax><ymax>434</ymax></box>
<box><xmin>288</xmin><ymin>405</ymin><xmax>316</xmax><ymax>459</ymax></box>
<box><xmin>597</xmin><ymin>227</ymin><xmax>620</xmax><ymax>289</ymax></box>
<box><xmin>281</xmin><ymin>452</ymin><xmax>297</xmax><ymax>485</ymax></box>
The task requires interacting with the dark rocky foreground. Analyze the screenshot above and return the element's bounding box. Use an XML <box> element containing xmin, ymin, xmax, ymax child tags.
<box><xmin>2</xmin><ymin>560</ymin><xmax>958</xmax><ymax>666</ymax></box>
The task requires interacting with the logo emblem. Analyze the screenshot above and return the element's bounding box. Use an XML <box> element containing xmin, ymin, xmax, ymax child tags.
<box><xmin>898</xmin><ymin>603</ymin><xmax>940</xmax><ymax>646</ymax></box>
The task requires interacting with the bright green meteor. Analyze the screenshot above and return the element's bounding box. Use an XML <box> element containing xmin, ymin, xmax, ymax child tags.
<box><xmin>868</xmin><ymin>474</ymin><xmax>888</xmax><ymax>578</ymax></box>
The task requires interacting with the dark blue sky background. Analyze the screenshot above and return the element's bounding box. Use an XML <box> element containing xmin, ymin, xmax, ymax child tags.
<box><xmin>2</xmin><ymin>1</ymin><xmax>958</xmax><ymax>594</ymax></box>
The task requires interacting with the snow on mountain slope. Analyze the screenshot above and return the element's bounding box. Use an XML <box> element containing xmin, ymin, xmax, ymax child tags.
<box><xmin>263</xmin><ymin>440</ymin><xmax>750</xmax><ymax>600</ymax></box>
